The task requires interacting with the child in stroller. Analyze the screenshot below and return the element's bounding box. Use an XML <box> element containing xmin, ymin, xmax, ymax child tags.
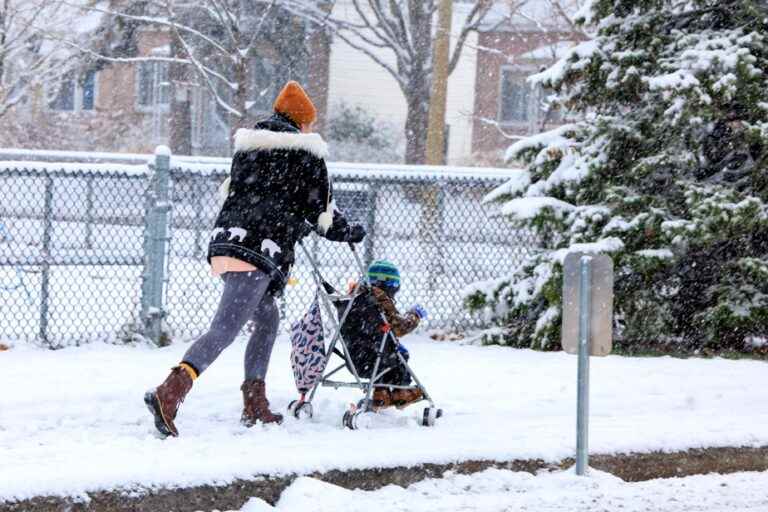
<box><xmin>343</xmin><ymin>259</ymin><xmax>428</xmax><ymax>410</ymax></box>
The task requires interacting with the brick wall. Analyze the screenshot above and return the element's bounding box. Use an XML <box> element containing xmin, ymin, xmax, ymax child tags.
<box><xmin>471</xmin><ymin>30</ymin><xmax>577</xmax><ymax>160</ymax></box>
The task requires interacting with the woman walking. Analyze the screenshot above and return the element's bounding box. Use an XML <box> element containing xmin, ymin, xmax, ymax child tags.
<box><xmin>145</xmin><ymin>81</ymin><xmax>365</xmax><ymax>437</ymax></box>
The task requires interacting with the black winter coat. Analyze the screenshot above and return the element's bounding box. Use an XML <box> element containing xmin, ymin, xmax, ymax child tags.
<box><xmin>208</xmin><ymin>114</ymin><xmax>359</xmax><ymax>295</ymax></box>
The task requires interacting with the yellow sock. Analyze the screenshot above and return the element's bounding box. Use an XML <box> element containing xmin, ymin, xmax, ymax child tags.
<box><xmin>178</xmin><ymin>362</ymin><xmax>198</xmax><ymax>381</ymax></box>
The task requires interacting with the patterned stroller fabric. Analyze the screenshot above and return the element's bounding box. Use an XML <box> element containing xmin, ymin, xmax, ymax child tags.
<box><xmin>290</xmin><ymin>296</ymin><xmax>328</xmax><ymax>394</ymax></box>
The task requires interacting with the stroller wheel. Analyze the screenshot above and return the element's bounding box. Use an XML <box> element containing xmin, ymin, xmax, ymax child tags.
<box><xmin>342</xmin><ymin>410</ymin><xmax>352</xmax><ymax>429</ymax></box>
<box><xmin>295</xmin><ymin>402</ymin><xmax>313</xmax><ymax>419</ymax></box>
<box><xmin>343</xmin><ymin>409</ymin><xmax>374</xmax><ymax>430</ymax></box>
<box><xmin>288</xmin><ymin>400</ymin><xmax>313</xmax><ymax>419</ymax></box>
<box><xmin>421</xmin><ymin>407</ymin><xmax>442</xmax><ymax>427</ymax></box>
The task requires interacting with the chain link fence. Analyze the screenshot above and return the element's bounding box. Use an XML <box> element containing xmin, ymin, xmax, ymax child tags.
<box><xmin>0</xmin><ymin>160</ymin><xmax>149</xmax><ymax>348</ymax></box>
<box><xmin>0</xmin><ymin>149</ymin><xmax>537</xmax><ymax>348</ymax></box>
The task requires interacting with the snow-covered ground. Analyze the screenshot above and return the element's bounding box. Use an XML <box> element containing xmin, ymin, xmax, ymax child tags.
<box><xmin>2</xmin><ymin>336</ymin><xmax>768</xmax><ymax>502</ymax></box>
<box><xmin>237</xmin><ymin>468</ymin><xmax>768</xmax><ymax>512</ymax></box>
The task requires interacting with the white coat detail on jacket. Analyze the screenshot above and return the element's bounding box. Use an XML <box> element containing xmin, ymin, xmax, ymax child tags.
<box><xmin>217</xmin><ymin>129</ymin><xmax>334</xmax><ymax>232</ymax></box>
<box><xmin>233</xmin><ymin>129</ymin><xmax>329</xmax><ymax>159</ymax></box>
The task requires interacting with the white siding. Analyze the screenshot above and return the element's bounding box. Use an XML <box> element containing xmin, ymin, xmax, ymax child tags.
<box><xmin>446</xmin><ymin>31</ymin><xmax>478</xmax><ymax>164</ymax></box>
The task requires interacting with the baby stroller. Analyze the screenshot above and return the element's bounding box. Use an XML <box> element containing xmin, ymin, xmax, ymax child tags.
<box><xmin>288</xmin><ymin>238</ymin><xmax>443</xmax><ymax>430</ymax></box>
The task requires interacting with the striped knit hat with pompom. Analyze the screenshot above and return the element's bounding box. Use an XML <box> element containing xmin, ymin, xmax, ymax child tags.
<box><xmin>367</xmin><ymin>260</ymin><xmax>400</xmax><ymax>290</ymax></box>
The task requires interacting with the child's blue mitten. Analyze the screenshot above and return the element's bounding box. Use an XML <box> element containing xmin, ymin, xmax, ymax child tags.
<box><xmin>410</xmin><ymin>304</ymin><xmax>428</xmax><ymax>319</ymax></box>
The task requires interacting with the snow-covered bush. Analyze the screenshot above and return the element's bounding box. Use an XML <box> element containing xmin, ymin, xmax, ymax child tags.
<box><xmin>327</xmin><ymin>102</ymin><xmax>403</xmax><ymax>163</ymax></box>
<box><xmin>466</xmin><ymin>0</ymin><xmax>768</xmax><ymax>351</ymax></box>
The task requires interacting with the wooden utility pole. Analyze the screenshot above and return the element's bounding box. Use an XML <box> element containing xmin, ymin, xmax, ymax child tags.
<box><xmin>426</xmin><ymin>0</ymin><xmax>453</xmax><ymax>165</ymax></box>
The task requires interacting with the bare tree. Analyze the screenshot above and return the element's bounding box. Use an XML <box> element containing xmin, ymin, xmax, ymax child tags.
<box><xmin>66</xmin><ymin>0</ymin><xmax>315</xmax><ymax>146</ymax></box>
<box><xmin>0</xmin><ymin>0</ymin><xmax>89</xmax><ymax>120</ymax></box>
<box><xmin>287</xmin><ymin>0</ymin><xmax>495</xmax><ymax>164</ymax></box>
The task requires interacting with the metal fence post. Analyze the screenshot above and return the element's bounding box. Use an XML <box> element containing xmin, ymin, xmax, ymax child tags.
<box><xmin>576</xmin><ymin>255</ymin><xmax>592</xmax><ymax>475</ymax></box>
<box><xmin>435</xmin><ymin>185</ymin><xmax>446</xmax><ymax>284</ymax></box>
<box><xmin>193</xmin><ymin>178</ymin><xmax>205</xmax><ymax>257</ymax></box>
<box><xmin>85</xmin><ymin>176</ymin><xmax>94</xmax><ymax>250</ymax></box>
<box><xmin>424</xmin><ymin>183</ymin><xmax>446</xmax><ymax>295</ymax></box>
<box><xmin>141</xmin><ymin>146</ymin><xmax>172</xmax><ymax>345</ymax></box>
<box><xmin>364</xmin><ymin>187</ymin><xmax>378</xmax><ymax>268</ymax></box>
<box><xmin>39</xmin><ymin>175</ymin><xmax>54</xmax><ymax>348</ymax></box>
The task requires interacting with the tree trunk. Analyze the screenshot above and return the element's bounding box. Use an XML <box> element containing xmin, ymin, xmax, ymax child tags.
<box><xmin>230</xmin><ymin>57</ymin><xmax>249</xmax><ymax>142</ymax></box>
<box><xmin>0</xmin><ymin>0</ymin><xmax>7</xmax><ymax>95</ymax></box>
<box><xmin>403</xmin><ymin>1</ymin><xmax>434</xmax><ymax>165</ymax></box>
<box><xmin>404</xmin><ymin>94</ymin><xmax>430</xmax><ymax>165</ymax></box>
<box><xmin>169</xmin><ymin>34</ymin><xmax>192</xmax><ymax>155</ymax></box>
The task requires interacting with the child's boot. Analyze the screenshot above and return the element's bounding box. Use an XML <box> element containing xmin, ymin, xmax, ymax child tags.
<box><xmin>391</xmin><ymin>388</ymin><xmax>423</xmax><ymax>409</ymax></box>
<box><xmin>144</xmin><ymin>364</ymin><xmax>196</xmax><ymax>437</ymax></box>
<box><xmin>372</xmin><ymin>388</ymin><xmax>392</xmax><ymax>409</ymax></box>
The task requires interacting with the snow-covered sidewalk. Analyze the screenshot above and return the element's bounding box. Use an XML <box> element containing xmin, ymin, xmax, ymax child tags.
<box><xmin>238</xmin><ymin>468</ymin><xmax>768</xmax><ymax>512</ymax></box>
<box><xmin>2</xmin><ymin>335</ymin><xmax>768</xmax><ymax>502</ymax></box>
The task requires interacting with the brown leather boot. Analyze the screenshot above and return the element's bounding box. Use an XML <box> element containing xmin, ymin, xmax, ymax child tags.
<box><xmin>241</xmin><ymin>379</ymin><xmax>283</xmax><ymax>426</ymax></box>
<box><xmin>144</xmin><ymin>365</ymin><xmax>194</xmax><ymax>437</ymax></box>
<box><xmin>391</xmin><ymin>388</ymin><xmax>424</xmax><ymax>410</ymax></box>
<box><xmin>372</xmin><ymin>388</ymin><xmax>392</xmax><ymax>410</ymax></box>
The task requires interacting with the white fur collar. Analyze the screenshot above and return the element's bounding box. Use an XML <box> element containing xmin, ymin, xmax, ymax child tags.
<box><xmin>234</xmin><ymin>129</ymin><xmax>329</xmax><ymax>159</ymax></box>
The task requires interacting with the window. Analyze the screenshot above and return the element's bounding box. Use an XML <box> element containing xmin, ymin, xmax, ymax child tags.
<box><xmin>50</xmin><ymin>71</ymin><xmax>97</xmax><ymax>112</ymax></box>
<box><xmin>81</xmin><ymin>71</ymin><xmax>96</xmax><ymax>110</ymax></box>
<box><xmin>137</xmin><ymin>62</ymin><xmax>170</xmax><ymax>110</ymax></box>
<box><xmin>499</xmin><ymin>69</ymin><xmax>531</xmax><ymax>124</ymax></box>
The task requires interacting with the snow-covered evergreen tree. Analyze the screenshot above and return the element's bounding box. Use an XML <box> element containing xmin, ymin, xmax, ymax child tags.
<box><xmin>466</xmin><ymin>0</ymin><xmax>768</xmax><ymax>351</ymax></box>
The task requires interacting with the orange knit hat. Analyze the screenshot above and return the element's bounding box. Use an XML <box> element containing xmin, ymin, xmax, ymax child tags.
<box><xmin>273</xmin><ymin>81</ymin><xmax>317</xmax><ymax>126</ymax></box>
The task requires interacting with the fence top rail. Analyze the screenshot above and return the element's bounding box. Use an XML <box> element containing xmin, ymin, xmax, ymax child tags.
<box><xmin>0</xmin><ymin>148</ymin><xmax>524</xmax><ymax>184</ymax></box>
<box><xmin>0</xmin><ymin>160</ymin><xmax>149</xmax><ymax>178</ymax></box>
<box><xmin>170</xmin><ymin>160</ymin><xmax>524</xmax><ymax>184</ymax></box>
<box><xmin>0</xmin><ymin>148</ymin><xmax>227</xmax><ymax>166</ymax></box>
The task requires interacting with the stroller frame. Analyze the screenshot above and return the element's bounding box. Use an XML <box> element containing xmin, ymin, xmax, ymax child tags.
<box><xmin>289</xmin><ymin>239</ymin><xmax>442</xmax><ymax>429</ymax></box>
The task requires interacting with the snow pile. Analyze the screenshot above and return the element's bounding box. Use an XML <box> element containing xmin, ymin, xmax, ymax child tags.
<box><xmin>235</xmin><ymin>468</ymin><xmax>768</xmax><ymax>512</ymax></box>
<box><xmin>2</xmin><ymin>337</ymin><xmax>768</xmax><ymax>502</ymax></box>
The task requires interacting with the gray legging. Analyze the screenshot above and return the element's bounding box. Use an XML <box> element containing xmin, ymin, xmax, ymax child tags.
<box><xmin>183</xmin><ymin>270</ymin><xmax>279</xmax><ymax>381</ymax></box>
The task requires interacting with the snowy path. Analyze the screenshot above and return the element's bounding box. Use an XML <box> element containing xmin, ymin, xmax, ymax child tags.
<box><xmin>238</xmin><ymin>468</ymin><xmax>768</xmax><ymax>512</ymax></box>
<box><xmin>1</xmin><ymin>336</ymin><xmax>768</xmax><ymax>501</ymax></box>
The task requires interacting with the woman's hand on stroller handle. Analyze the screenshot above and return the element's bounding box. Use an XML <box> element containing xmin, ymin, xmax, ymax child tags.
<box><xmin>300</xmin><ymin>220</ymin><xmax>315</xmax><ymax>238</ymax></box>
<box><xmin>345</xmin><ymin>224</ymin><xmax>366</xmax><ymax>244</ymax></box>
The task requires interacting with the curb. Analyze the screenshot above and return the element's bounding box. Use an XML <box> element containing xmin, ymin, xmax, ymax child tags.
<box><xmin>3</xmin><ymin>446</ymin><xmax>767</xmax><ymax>511</ymax></box>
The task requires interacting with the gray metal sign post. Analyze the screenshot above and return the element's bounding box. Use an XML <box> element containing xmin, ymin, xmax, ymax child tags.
<box><xmin>562</xmin><ymin>252</ymin><xmax>614</xmax><ymax>476</ymax></box>
<box><xmin>576</xmin><ymin>256</ymin><xmax>591</xmax><ymax>475</ymax></box>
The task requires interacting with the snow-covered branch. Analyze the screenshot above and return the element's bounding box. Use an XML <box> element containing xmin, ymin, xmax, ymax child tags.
<box><xmin>66</xmin><ymin>0</ymin><xmax>309</xmax><ymax>122</ymax></box>
<box><xmin>0</xmin><ymin>0</ymin><xmax>93</xmax><ymax>119</ymax></box>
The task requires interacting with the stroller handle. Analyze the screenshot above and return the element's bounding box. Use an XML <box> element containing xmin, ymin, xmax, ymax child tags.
<box><xmin>298</xmin><ymin>221</ymin><xmax>367</xmax><ymax>279</ymax></box>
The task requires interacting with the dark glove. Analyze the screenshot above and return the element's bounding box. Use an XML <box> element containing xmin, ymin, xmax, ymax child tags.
<box><xmin>300</xmin><ymin>221</ymin><xmax>315</xmax><ymax>238</ymax></box>
<box><xmin>346</xmin><ymin>224</ymin><xmax>366</xmax><ymax>243</ymax></box>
